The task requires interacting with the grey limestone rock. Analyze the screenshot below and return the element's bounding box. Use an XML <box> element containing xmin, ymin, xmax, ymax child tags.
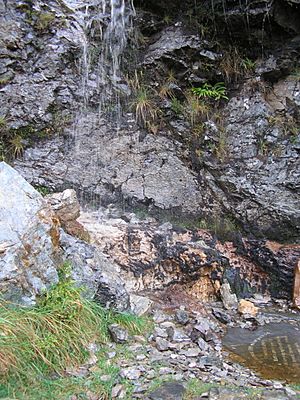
<box><xmin>108</xmin><ymin>324</ymin><xmax>129</xmax><ymax>344</ymax></box>
<box><xmin>220</xmin><ymin>281</ymin><xmax>238</xmax><ymax>310</ymax></box>
<box><xmin>0</xmin><ymin>162</ymin><xmax>59</xmax><ymax>304</ymax></box>
<box><xmin>60</xmin><ymin>231</ymin><xmax>130</xmax><ymax>311</ymax></box>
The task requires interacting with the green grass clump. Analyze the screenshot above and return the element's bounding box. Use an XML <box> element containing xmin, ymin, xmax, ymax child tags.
<box><xmin>0</xmin><ymin>263</ymin><xmax>148</xmax><ymax>384</ymax></box>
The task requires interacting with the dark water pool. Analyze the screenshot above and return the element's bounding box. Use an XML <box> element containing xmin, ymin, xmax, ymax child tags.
<box><xmin>223</xmin><ymin>322</ymin><xmax>300</xmax><ymax>383</ymax></box>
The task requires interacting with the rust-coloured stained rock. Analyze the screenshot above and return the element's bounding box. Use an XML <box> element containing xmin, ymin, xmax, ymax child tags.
<box><xmin>293</xmin><ymin>260</ymin><xmax>300</xmax><ymax>309</ymax></box>
<box><xmin>46</xmin><ymin>190</ymin><xmax>90</xmax><ymax>242</ymax></box>
<box><xmin>0</xmin><ymin>162</ymin><xmax>60</xmax><ymax>304</ymax></box>
<box><xmin>63</xmin><ymin>220</ymin><xmax>91</xmax><ymax>242</ymax></box>
<box><xmin>79</xmin><ymin>211</ymin><xmax>226</xmax><ymax>296</ymax></box>
<box><xmin>238</xmin><ymin>299</ymin><xmax>259</xmax><ymax>316</ymax></box>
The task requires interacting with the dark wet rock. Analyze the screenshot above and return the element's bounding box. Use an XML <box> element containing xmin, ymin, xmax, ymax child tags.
<box><xmin>109</xmin><ymin>324</ymin><xmax>129</xmax><ymax>344</ymax></box>
<box><xmin>212</xmin><ymin>308</ymin><xmax>231</xmax><ymax>324</ymax></box>
<box><xmin>208</xmin><ymin>387</ymin><xmax>249</xmax><ymax>399</ymax></box>
<box><xmin>11</xmin><ymin>0</ymin><xmax>300</xmax><ymax>244</ymax></box>
<box><xmin>15</xmin><ymin>125</ymin><xmax>206</xmax><ymax>216</ymax></box>
<box><xmin>175</xmin><ymin>309</ymin><xmax>190</xmax><ymax>325</ymax></box>
<box><xmin>261</xmin><ymin>389</ymin><xmax>295</xmax><ymax>399</ymax></box>
<box><xmin>147</xmin><ymin>381</ymin><xmax>186</xmax><ymax>400</ymax></box>
<box><xmin>201</xmin><ymin>76</ymin><xmax>300</xmax><ymax>242</ymax></box>
<box><xmin>241</xmin><ymin>240</ymin><xmax>300</xmax><ymax>299</ymax></box>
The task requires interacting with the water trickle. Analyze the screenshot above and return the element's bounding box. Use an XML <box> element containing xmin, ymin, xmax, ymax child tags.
<box><xmin>67</xmin><ymin>0</ymin><xmax>135</xmax><ymax>111</ymax></box>
<box><xmin>61</xmin><ymin>0</ymin><xmax>135</xmax><ymax>206</ymax></box>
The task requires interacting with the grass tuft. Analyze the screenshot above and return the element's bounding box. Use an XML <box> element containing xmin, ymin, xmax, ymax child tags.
<box><xmin>0</xmin><ymin>263</ymin><xmax>148</xmax><ymax>384</ymax></box>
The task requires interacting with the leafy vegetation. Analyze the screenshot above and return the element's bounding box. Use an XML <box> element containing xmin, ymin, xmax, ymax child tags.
<box><xmin>184</xmin><ymin>379</ymin><xmax>214</xmax><ymax>399</ymax></box>
<box><xmin>219</xmin><ymin>47</ymin><xmax>256</xmax><ymax>83</ymax></box>
<box><xmin>0</xmin><ymin>75</ymin><xmax>12</xmax><ymax>86</ymax></box>
<box><xmin>35</xmin><ymin>185</ymin><xmax>51</xmax><ymax>196</ymax></box>
<box><xmin>191</xmin><ymin>82</ymin><xmax>228</xmax><ymax>101</ymax></box>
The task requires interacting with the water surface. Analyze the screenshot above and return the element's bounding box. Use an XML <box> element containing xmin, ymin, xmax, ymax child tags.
<box><xmin>223</xmin><ymin>322</ymin><xmax>300</xmax><ymax>383</ymax></box>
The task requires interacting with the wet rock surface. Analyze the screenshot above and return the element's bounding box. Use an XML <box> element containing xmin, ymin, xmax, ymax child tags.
<box><xmin>147</xmin><ymin>381</ymin><xmax>186</xmax><ymax>400</ymax></box>
<box><xmin>4</xmin><ymin>0</ymin><xmax>298</xmax><ymax>243</ymax></box>
<box><xmin>77</xmin><ymin>208</ymin><xmax>227</xmax><ymax>295</ymax></box>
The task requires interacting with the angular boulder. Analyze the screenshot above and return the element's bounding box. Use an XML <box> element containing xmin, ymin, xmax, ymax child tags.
<box><xmin>0</xmin><ymin>162</ymin><xmax>60</xmax><ymax>304</ymax></box>
<box><xmin>0</xmin><ymin>163</ymin><xmax>130</xmax><ymax>310</ymax></box>
<box><xmin>46</xmin><ymin>189</ymin><xmax>90</xmax><ymax>241</ymax></box>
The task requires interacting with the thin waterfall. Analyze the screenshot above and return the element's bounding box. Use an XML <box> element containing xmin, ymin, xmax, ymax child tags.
<box><xmin>73</xmin><ymin>0</ymin><xmax>135</xmax><ymax>113</ymax></box>
<box><xmin>62</xmin><ymin>0</ymin><xmax>135</xmax><ymax>207</ymax></box>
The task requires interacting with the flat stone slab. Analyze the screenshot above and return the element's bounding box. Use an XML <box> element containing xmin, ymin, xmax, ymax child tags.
<box><xmin>148</xmin><ymin>382</ymin><xmax>186</xmax><ymax>400</ymax></box>
<box><xmin>223</xmin><ymin>322</ymin><xmax>300</xmax><ymax>383</ymax></box>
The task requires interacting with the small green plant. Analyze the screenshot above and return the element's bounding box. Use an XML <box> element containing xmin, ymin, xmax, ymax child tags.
<box><xmin>214</xmin><ymin>130</ymin><xmax>228</xmax><ymax>161</ymax></box>
<box><xmin>163</xmin><ymin>14</ymin><xmax>172</xmax><ymax>24</ymax></box>
<box><xmin>191</xmin><ymin>82</ymin><xmax>228</xmax><ymax>101</ymax></box>
<box><xmin>268</xmin><ymin>113</ymin><xmax>299</xmax><ymax>143</ymax></box>
<box><xmin>9</xmin><ymin>134</ymin><xmax>24</xmax><ymax>158</ymax></box>
<box><xmin>128</xmin><ymin>71</ymin><xmax>159</xmax><ymax>132</ymax></box>
<box><xmin>159</xmin><ymin>70</ymin><xmax>178</xmax><ymax>99</ymax></box>
<box><xmin>184</xmin><ymin>379</ymin><xmax>214</xmax><ymax>399</ymax></box>
<box><xmin>291</xmin><ymin>67</ymin><xmax>300</xmax><ymax>80</ymax></box>
<box><xmin>257</xmin><ymin>137</ymin><xmax>269</xmax><ymax>156</ymax></box>
<box><xmin>184</xmin><ymin>92</ymin><xmax>211</xmax><ymax>126</ymax></box>
<box><xmin>159</xmin><ymin>83</ymin><xmax>174</xmax><ymax>100</ymax></box>
<box><xmin>0</xmin><ymin>115</ymin><xmax>7</xmax><ymax>130</ymax></box>
<box><xmin>241</xmin><ymin>57</ymin><xmax>256</xmax><ymax>71</ymax></box>
<box><xmin>35</xmin><ymin>185</ymin><xmax>51</xmax><ymax>196</ymax></box>
<box><xmin>132</xmin><ymin>86</ymin><xmax>159</xmax><ymax>129</ymax></box>
<box><xmin>0</xmin><ymin>75</ymin><xmax>12</xmax><ymax>85</ymax></box>
<box><xmin>170</xmin><ymin>98</ymin><xmax>183</xmax><ymax>115</ymax></box>
<box><xmin>34</xmin><ymin>11</ymin><xmax>56</xmax><ymax>31</ymax></box>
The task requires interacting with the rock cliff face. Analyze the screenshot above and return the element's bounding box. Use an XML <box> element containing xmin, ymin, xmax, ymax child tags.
<box><xmin>1</xmin><ymin>0</ymin><xmax>299</xmax><ymax>244</ymax></box>
<box><xmin>0</xmin><ymin>1</ymin><xmax>300</xmax><ymax>241</ymax></box>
